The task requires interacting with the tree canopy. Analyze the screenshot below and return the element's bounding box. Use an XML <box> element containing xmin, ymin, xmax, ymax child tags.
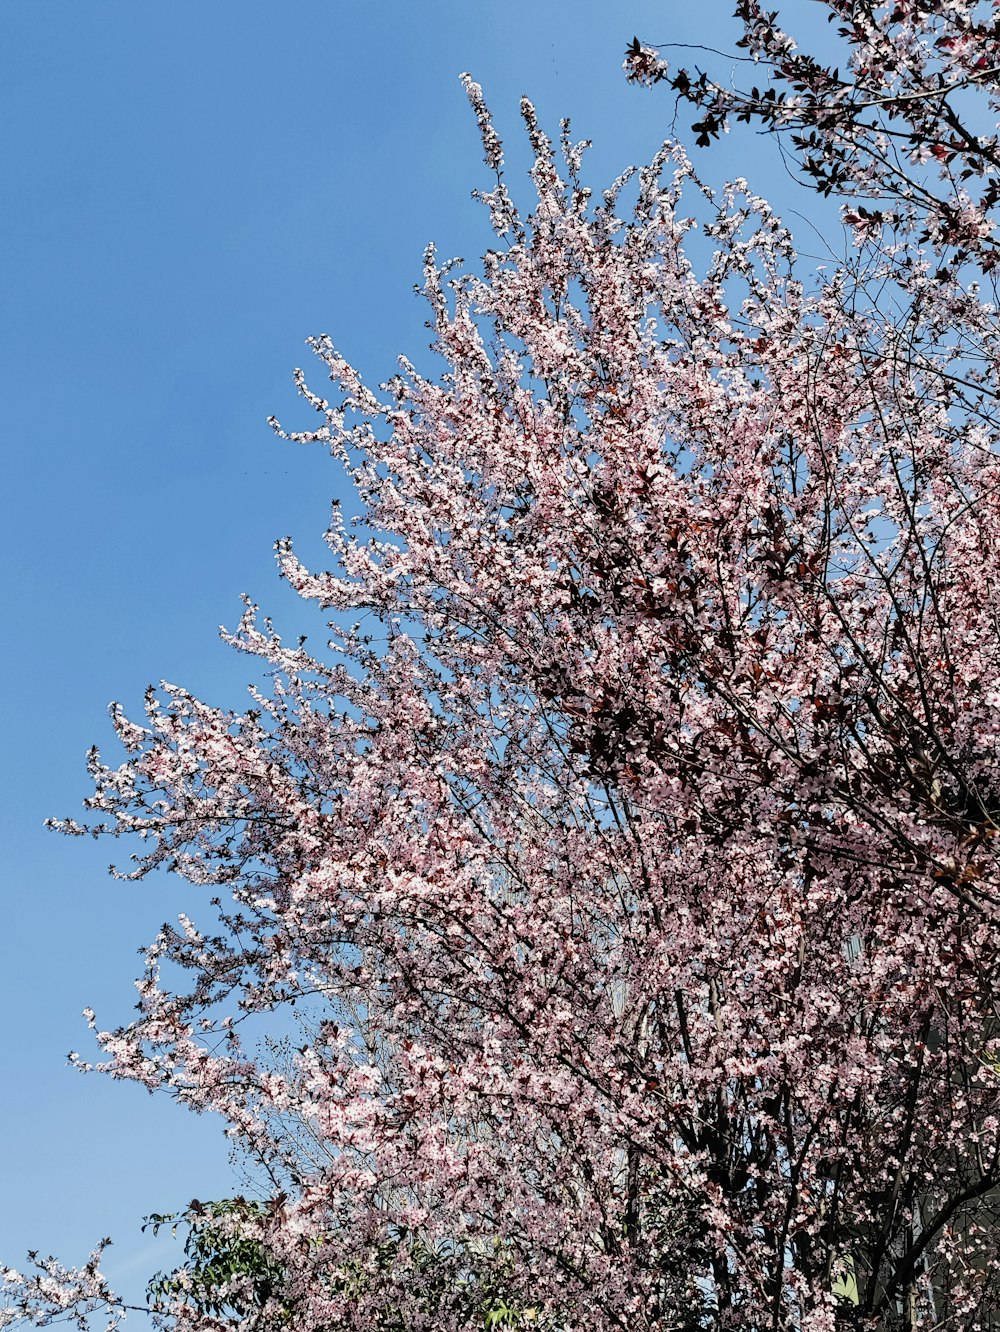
<box><xmin>8</xmin><ymin>6</ymin><xmax>1000</xmax><ymax>1329</ymax></box>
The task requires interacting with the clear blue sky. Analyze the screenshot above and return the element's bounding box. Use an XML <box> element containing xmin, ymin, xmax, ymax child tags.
<box><xmin>0</xmin><ymin>0</ymin><xmax>828</xmax><ymax>1307</ymax></box>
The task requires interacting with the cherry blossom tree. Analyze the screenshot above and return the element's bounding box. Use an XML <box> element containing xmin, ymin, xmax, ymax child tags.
<box><xmin>8</xmin><ymin>42</ymin><xmax>1000</xmax><ymax>1331</ymax></box>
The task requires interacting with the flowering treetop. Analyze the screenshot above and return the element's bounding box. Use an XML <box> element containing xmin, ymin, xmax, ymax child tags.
<box><xmin>6</xmin><ymin>43</ymin><xmax>1000</xmax><ymax>1332</ymax></box>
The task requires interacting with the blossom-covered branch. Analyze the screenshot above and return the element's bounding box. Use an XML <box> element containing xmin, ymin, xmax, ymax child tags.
<box><xmin>1</xmin><ymin>1245</ymin><xmax>123</xmax><ymax>1332</ymax></box>
<box><xmin>628</xmin><ymin>1</ymin><xmax>1000</xmax><ymax>259</ymax></box>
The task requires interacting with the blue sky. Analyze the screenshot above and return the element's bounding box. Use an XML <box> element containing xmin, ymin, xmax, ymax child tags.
<box><xmin>0</xmin><ymin>0</ymin><xmax>830</xmax><ymax>1308</ymax></box>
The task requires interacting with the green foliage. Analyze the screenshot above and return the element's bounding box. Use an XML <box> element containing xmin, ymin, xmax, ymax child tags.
<box><xmin>144</xmin><ymin>1198</ymin><xmax>285</xmax><ymax>1322</ymax></box>
<box><xmin>143</xmin><ymin>1202</ymin><xmax>548</xmax><ymax>1330</ymax></box>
